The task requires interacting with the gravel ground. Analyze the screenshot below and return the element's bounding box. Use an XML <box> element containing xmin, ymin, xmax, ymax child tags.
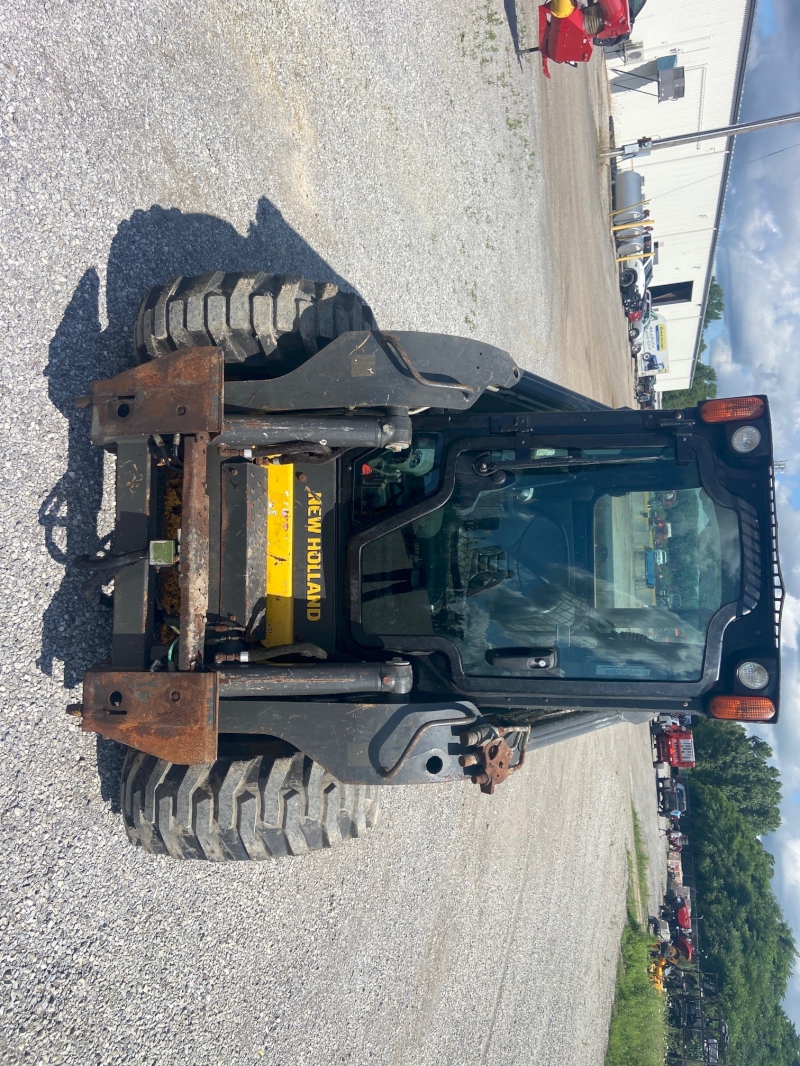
<box><xmin>0</xmin><ymin>2</ymin><xmax>653</xmax><ymax>1063</ymax></box>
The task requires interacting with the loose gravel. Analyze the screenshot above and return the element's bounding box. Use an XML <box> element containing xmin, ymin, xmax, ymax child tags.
<box><xmin>0</xmin><ymin>1</ymin><xmax>651</xmax><ymax>1063</ymax></box>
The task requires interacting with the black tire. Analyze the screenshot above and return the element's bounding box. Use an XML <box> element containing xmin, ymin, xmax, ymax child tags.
<box><xmin>619</xmin><ymin>269</ymin><xmax>636</xmax><ymax>289</ymax></box>
<box><xmin>120</xmin><ymin>748</ymin><xmax>381</xmax><ymax>860</ymax></box>
<box><xmin>583</xmin><ymin>4</ymin><xmax>604</xmax><ymax>36</ymax></box>
<box><xmin>134</xmin><ymin>271</ymin><xmax>377</xmax><ymax>366</ymax></box>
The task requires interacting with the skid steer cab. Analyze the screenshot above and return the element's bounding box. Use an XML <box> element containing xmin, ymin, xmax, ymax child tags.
<box><xmin>68</xmin><ymin>272</ymin><xmax>784</xmax><ymax>861</ymax></box>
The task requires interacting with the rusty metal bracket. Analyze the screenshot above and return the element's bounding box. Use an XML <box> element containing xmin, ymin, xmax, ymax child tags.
<box><xmin>80</xmin><ymin>669</ymin><xmax>218</xmax><ymax>764</ymax></box>
<box><xmin>85</xmin><ymin>347</ymin><xmax>218</xmax><ymax>673</ymax></box>
<box><xmin>179</xmin><ymin>432</ymin><xmax>210</xmax><ymax>671</ymax></box>
<box><xmin>458</xmin><ymin>726</ymin><xmax>529</xmax><ymax>794</ymax></box>
<box><xmin>89</xmin><ymin>347</ymin><xmax>223</xmax><ymax>445</ymax></box>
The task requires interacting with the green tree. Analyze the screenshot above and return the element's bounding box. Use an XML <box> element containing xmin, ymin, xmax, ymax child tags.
<box><xmin>687</xmin><ymin>781</ymin><xmax>800</xmax><ymax>1066</ymax></box>
<box><xmin>661</xmin><ymin>362</ymin><xmax>718</xmax><ymax>408</ymax></box>
<box><xmin>661</xmin><ymin>278</ymin><xmax>723</xmax><ymax>408</ymax></box>
<box><xmin>704</xmin><ymin>276</ymin><xmax>725</xmax><ymax>328</ymax></box>
<box><xmin>691</xmin><ymin>717</ymin><xmax>782</xmax><ymax>834</ymax></box>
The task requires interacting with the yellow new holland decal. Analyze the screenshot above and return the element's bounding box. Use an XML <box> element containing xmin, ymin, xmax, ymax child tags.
<box><xmin>305</xmin><ymin>488</ymin><xmax>323</xmax><ymax>622</ymax></box>
<box><xmin>264</xmin><ymin>464</ymin><xmax>294</xmax><ymax>646</ymax></box>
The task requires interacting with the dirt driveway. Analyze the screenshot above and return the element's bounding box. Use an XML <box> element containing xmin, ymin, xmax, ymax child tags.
<box><xmin>0</xmin><ymin>2</ymin><xmax>651</xmax><ymax>1064</ymax></box>
<box><xmin>539</xmin><ymin>58</ymin><xmax>634</xmax><ymax>405</ymax></box>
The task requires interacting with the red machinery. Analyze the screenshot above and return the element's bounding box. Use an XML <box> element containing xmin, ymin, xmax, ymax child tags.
<box><xmin>675</xmin><ymin>904</ymin><xmax>692</xmax><ymax>931</ymax></box>
<box><xmin>659</xmin><ymin>933</ymin><xmax>694</xmax><ymax>964</ymax></box>
<box><xmin>674</xmin><ymin>935</ymin><xmax>694</xmax><ymax>961</ymax></box>
<box><xmin>656</xmin><ymin>727</ymin><xmax>696</xmax><ymax>770</ymax></box>
<box><xmin>536</xmin><ymin>0</ymin><xmax>630</xmax><ymax>77</ymax></box>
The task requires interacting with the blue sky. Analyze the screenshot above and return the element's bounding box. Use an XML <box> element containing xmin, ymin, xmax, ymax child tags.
<box><xmin>710</xmin><ymin>0</ymin><xmax>800</xmax><ymax>1025</ymax></box>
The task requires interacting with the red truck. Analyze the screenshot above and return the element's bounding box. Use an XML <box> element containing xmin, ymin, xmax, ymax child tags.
<box><xmin>655</xmin><ymin>727</ymin><xmax>696</xmax><ymax>770</ymax></box>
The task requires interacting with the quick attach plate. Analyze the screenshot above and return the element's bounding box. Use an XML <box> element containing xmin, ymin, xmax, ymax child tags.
<box><xmin>81</xmin><ymin>670</ymin><xmax>218</xmax><ymax>764</ymax></box>
<box><xmin>90</xmin><ymin>346</ymin><xmax>223</xmax><ymax>445</ymax></box>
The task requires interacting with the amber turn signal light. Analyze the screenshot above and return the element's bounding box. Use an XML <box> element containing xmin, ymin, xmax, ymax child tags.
<box><xmin>709</xmin><ymin>696</ymin><xmax>775</xmax><ymax>721</ymax></box>
<box><xmin>700</xmin><ymin>397</ymin><xmax>765</xmax><ymax>423</ymax></box>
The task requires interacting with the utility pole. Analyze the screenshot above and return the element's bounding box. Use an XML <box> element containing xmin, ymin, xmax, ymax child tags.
<box><xmin>602</xmin><ymin>110</ymin><xmax>800</xmax><ymax>159</ymax></box>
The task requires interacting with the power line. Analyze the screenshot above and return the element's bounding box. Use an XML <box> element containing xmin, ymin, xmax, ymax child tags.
<box><xmin>743</xmin><ymin>139</ymin><xmax>800</xmax><ymax>165</ymax></box>
<box><xmin>643</xmin><ymin>139</ymin><xmax>800</xmax><ymax>202</ymax></box>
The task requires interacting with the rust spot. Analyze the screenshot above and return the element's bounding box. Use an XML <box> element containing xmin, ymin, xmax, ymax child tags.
<box><xmin>81</xmin><ymin>670</ymin><xmax>218</xmax><ymax>764</ymax></box>
<box><xmin>125</xmin><ymin>468</ymin><xmax>144</xmax><ymax>494</ymax></box>
<box><xmin>179</xmin><ymin>433</ymin><xmax>210</xmax><ymax>671</ymax></box>
<box><xmin>90</xmin><ymin>347</ymin><xmax>223</xmax><ymax>445</ymax></box>
<box><xmin>463</xmin><ymin>728</ymin><xmax>527</xmax><ymax>795</ymax></box>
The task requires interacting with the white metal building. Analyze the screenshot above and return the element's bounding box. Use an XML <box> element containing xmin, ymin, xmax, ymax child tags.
<box><xmin>605</xmin><ymin>0</ymin><xmax>757</xmax><ymax>390</ymax></box>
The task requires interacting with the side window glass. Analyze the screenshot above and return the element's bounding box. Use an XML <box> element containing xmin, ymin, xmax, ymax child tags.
<box><xmin>355</xmin><ymin>435</ymin><xmax>443</xmax><ymax>516</ymax></box>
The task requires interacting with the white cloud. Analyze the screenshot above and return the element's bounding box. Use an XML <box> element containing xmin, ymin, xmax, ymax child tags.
<box><xmin>709</xmin><ymin>333</ymin><xmax>756</xmax><ymax>397</ymax></box>
<box><xmin>781</xmin><ymin>838</ymin><xmax>800</xmax><ymax>891</ymax></box>
<box><xmin>780</xmin><ymin>595</ymin><xmax>800</xmax><ymax>652</ymax></box>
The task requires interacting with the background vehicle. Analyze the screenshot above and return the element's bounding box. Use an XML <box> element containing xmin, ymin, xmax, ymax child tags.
<box><xmin>656</xmin><ymin>728</ymin><xmax>696</xmax><ymax>770</ymax></box>
<box><xmin>650</xmin><ymin>916</ymin><xmax>672</xmax><ymax>941</ymax></box>
<box><xmin>639</xmin><ymin>349</ymin><xmax>666</xmax><ymax>376</ymax></box>
<box><xmin>638</xmin><ymin>313</ymin><xmax>669</xmax><ymax>376</ymax></box>
<box><xmin>660</xmin><ymin>782</ymin><xmax>688</xmax><ymax>818</ymax></box>
<box><xmin>635</xmin><ymin>375</ymin><xmax>657</xmax><ymax>409</ymax></box>
<box><xmin>532</xmin><ymin>0</ymin><xmax>631</xmax><ymax>77</ymax></box>
<box><xmin>620</xmin><ymin>248</ymin><xmax>653</xmax><ymax>311</ymax></box>
<box><xmin>69</xmin><ymin>272</ymin><xmax>784</xmax><ymax>861</ymax></box>
<box><xmin>674</xmin><ymin>902</ymin><xmax>691</xmax><ymax>931</ymax></box>
<box><xmin>662</xmin><ymin>892</ymin><xmax>692</xmax><ymax>931</ymax></box>
<box><xmin>628</xmin><ymin>292</ymin><xmax>653</xmax><ymax>355</ymax></box>
<box><xmin>629</xmin><ymin>295</ymin><xmax>658</xmax><ymax>348</ymax></box>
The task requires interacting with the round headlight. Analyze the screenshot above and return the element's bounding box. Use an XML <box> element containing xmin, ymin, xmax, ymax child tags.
<box><xmin>737</xmin><ymin>661</ymin><xmax>769</xmax><ymax>690</ymax></box>
<box><xmin>731</xmin><ymin>425</ymin><xmax>761</xmax><ymax>453</ymax></box>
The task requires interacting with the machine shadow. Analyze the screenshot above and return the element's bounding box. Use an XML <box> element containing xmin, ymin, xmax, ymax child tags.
<box><xmin>38</xmin><ymin>199</ymin><xmax>361</xmax><ymax>807</ymax></box>
<box><xmin>503</xmin><ymin>0</ymin><xmax>524</xmax><ymax>59</ymax></box>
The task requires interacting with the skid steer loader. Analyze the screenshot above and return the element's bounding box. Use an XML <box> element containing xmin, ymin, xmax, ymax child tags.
<box><xmin>68</xmin><ymin>272</ymin><xmax>783</xmax><ymax>860</ymax></box>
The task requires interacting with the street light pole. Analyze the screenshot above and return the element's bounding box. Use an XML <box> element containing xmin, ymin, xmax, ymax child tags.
<box><xmin>601</xmin><ymin>110</ymin><xmax>800</xmax><ymax>159</ymax></box>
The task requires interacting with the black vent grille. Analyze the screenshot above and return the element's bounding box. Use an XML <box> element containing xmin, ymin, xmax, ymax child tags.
<box><xmin>768</xmin><ymin>466</ymin><xmax>786</xmax><ymax>650</ymax></box>
<box><xmin>738</xmin><ymin>499</ymin><xmax>762</xmax><ymax>613</ymax></box>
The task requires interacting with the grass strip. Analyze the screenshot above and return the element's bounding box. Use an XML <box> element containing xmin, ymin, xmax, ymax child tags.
<box><xmin>605</xmin><ymin>805</ymin><xmax>666</xmax><ymax>1066</ymax></box>
<box><xmin>631</xmin><ymin>805</ymin><xmax>650</xmax><ymax>920</ymax></box>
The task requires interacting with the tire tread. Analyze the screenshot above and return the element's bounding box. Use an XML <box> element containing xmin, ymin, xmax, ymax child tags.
<box><xmin>120</xmin><ymin>748</ymin><xmax>380</xmax><ymax>861</ymax></box>
<box><xmin>134</xmin><ymin>271</ymin><xmax>376</xmax><ymax>364</ymax></box>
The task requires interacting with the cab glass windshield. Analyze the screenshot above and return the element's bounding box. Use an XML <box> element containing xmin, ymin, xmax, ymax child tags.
<box><xmin>359</xmin><ymin>444</ymin><xmax>741</xmax><ymax>681</ymax></box>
